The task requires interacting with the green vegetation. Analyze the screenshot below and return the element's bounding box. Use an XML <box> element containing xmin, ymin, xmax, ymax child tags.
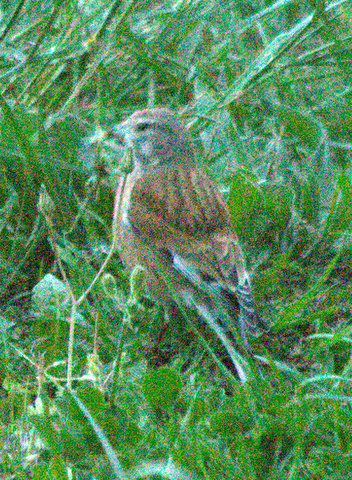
<box><xmin>0</xmin><ymin>0</ymin><xmax>352</xmax><ymax>478</ymax></box>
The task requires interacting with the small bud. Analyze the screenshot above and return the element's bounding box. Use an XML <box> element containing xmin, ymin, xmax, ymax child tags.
<box><xmin>119</xmin><ymin>147</ymin><xmax>134</xmax><ymax>175</ymax></box>
<box><xmin>101</xmin><ymin>273</ymin><xmax>127</xmax><ymax>308</ymax></box>
<box><xmin>101</xmin><ymin>272</ymin><xmax>118</xmax><ymax>298</ymax></box>
<box><xmin>86</xmin><ymin>352</ymin><xmax>102</xmax><ymax>383</ymax></box>
<box><xmin>129</xmin><ymin>264</ymin><xmax>147</xmax><ymax>302</ymax></box>
<box><xmin>37</xmin><ymin>184</ymin><xmax>54</xmax><ymax>215</ymax></box>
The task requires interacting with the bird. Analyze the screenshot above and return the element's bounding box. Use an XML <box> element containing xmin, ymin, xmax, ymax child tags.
<box><xmin>110</xmin><ymin>107</ymin><xmax>264</xmax><ymax>375</ymax></box>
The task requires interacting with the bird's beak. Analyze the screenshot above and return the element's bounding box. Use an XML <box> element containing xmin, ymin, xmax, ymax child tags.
<box><xmin>108</xmin><ymin>122</ymin><xmax>127</xmax><ymax>145</ymax></box>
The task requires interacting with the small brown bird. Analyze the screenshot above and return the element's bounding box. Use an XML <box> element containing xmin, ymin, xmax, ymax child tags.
<box><xmin>111</xmin><ymin>108</ymin><xmax>263</xmax><ymax>373</ymax></box>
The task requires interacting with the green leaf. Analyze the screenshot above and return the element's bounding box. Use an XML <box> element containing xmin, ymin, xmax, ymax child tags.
<box><xmin>210</xmin><ymin>408</ymin><xmax>252</xmax><ymax>436</ymax></box>
<box><xmin>32</xmin><ymin>273</ymin><xmax>70</xmax><ymax>309</ymax></box>
<box><xmin>324</xmin><ymin>172</ymin><xmax>352</xmax><ymax>236</ymax></box>
<box><xmin>228</xmin><ymin>170</ymin><xmax>264</xmax><ymax>238</ymax></box>
<box><xmin>274</xmin><ymin>253</ymin><xmax>340</xmax><ymax>328</ymax></box>
<box><xmin>275</xmin><ymin>106</ymin><xmax>324</xmax><ymax>149</ymax></box>
<box><xmin>142</xmin><ymin>367</ymin><xmax>183</xmax><ymax>409</ymax></box>
<box><xmin>261</xmin><ymin>182</ymin><xmax>294</xmax><ymax>231</ymax></box>
<box><xmin>32</xmin><ymin>464</ymin><xmax>51</xmax><ymax>480</ymax></box>
<box><xmin>47</xmin><ymin>455</ymin><xmax>68</xmax><ymax>480</ymax></box>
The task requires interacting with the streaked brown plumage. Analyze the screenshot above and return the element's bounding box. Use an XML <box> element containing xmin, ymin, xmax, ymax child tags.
<box><xmin>112</xmin><ymin>108</ymin><xmax>263</xmax><ymax>372</ymax></box>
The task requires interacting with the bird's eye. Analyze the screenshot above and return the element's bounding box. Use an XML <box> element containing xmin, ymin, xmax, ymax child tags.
<box><xmin>135</xmin><ymin>122</ymin><xmax>151</xmax><ymax>132</ymax></box>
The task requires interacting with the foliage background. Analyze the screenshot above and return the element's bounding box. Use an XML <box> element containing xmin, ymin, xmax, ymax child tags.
<box><xmin>0</xmin><ymin>0</ymin><xmax>352</xmax><ymax>478</ymax></box>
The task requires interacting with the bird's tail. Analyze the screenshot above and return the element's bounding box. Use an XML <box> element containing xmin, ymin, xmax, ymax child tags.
<box><xmin>153</xmin><ymin>249</ymin><xmax>264</xmax><ymax>378</ymax></box>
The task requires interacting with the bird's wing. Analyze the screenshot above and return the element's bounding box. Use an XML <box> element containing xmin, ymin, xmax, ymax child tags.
<box><xmin>125</xmin><ymin>165</ymin><xmax>264</xmax><ymax>336</ymax></box>
<box><xmin>127</xmin><ymin>165</ymin><xmax>227</xmax><ymax>239</ymax></box>
<box><xmin>127</xmin><ymin>165</ymin><xmax>248</xmax><ymax>282</ymax></box>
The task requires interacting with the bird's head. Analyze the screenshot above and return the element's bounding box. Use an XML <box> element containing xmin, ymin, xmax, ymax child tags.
<box><xmin>111</xmin><ymin>108</ymin><xmax>195</xmax><ymax>169</ymax></box>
